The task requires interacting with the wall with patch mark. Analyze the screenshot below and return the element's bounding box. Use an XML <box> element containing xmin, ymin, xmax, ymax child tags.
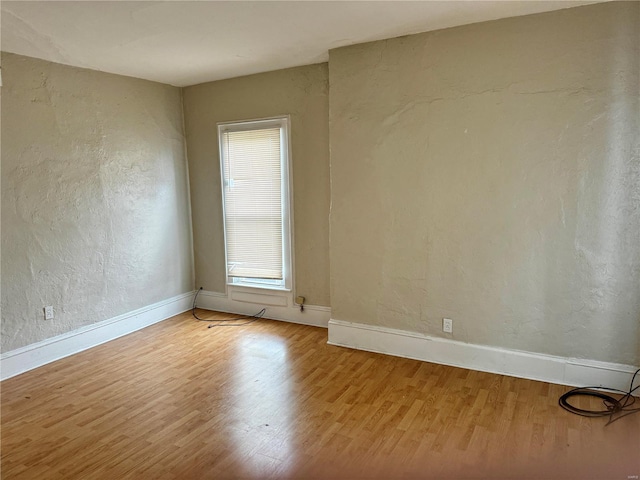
<box><xmin>328</xmin><ymin>2</ymin><xmax>639</xmax><ymax>364</ymax></box>
<box><xmin>1</xmin><ymin>53</ymin><xmax>194</xmax><ymax>352</ymax></box>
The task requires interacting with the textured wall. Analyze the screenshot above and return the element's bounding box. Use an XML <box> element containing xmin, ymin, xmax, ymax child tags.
<box><xmin>1</xmin><ymin>53</ymin><xmax>194</xmax><ymax>352</ymax></box>
<box><xmin>183</xmin><ymin>64</ymin><xmax>330</xmax><ymax>306</ymax></box>
<box><xmin>329</xmin><ymin>2</ymin><xmax>640</xmax><ymax>364</ymax></box>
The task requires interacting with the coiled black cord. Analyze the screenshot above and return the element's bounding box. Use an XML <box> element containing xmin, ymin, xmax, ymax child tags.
<box><xmin>559</xmin><ymin>368</ymin><xmax>640</xmax><ymax>425</ymax></box>
<box><xmin>192</xmin><ymin>287</ymin><xmax>266</xmax><ymax>328</ymax></box>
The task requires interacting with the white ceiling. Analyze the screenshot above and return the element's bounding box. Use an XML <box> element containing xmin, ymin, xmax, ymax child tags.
<box><xmin>1</xmin><ymin>1</ymin><xmax>597</xmax><ymax>87</ymax></box>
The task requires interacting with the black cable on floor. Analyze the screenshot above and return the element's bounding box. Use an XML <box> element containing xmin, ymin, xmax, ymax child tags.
<box><xmin>192</xmin><ymin>287</ymin><xmax>266</xmax><ymax>328</ymax></box>
<box><xmin>559</xmin><ymin>367</ymin><xmax>640</xmax><ymax>425</ymax></box>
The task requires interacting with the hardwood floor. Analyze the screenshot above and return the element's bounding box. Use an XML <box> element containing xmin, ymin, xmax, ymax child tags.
<box><xmin>2</xmin><ymin>310</ymin><xmax>639</xmax><ymax>479</ymax></box>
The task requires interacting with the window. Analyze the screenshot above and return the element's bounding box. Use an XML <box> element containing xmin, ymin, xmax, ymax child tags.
<box><xmin>218</xmin><ymin>117</ymin><xmax>292</xmax><ymax>290</ymax></box>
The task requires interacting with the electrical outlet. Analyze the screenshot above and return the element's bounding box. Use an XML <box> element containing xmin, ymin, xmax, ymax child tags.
<box><xmin>443</xmin><ymin>318</ymin><xmax>453</xmax><ymax>333</ymax></box>
<box><xmin>44</xmin><ymin>306</ymin><xmax>54</xmax><ymax>320</ymax></box>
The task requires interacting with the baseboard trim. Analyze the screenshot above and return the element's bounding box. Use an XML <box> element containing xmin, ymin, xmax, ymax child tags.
<box><xmin>0</xmin><ymin>292</ymin><xmax>194</xmax><ymax>381</ymax></box>
<box><xmin>196</xmin><ymin>289</ymin><xmax>330</xmax><ymax>328</ymax></box>
<box><xmin>328</xmin><ymin>319</ymin><xmax>638</xmax><ymax>392</ymax></box>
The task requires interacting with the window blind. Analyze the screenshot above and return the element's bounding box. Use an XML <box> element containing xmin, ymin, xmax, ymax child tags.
<box><xmin>221</xmin><ymin>127</ymin><xmax>284</xmax><ymax>280</ymax></box>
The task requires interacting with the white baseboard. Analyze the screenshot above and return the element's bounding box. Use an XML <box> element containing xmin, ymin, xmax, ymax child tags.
<box><xmin>196</xmin><ymin>288</ymin><xmax>330</xmax><ymax>328</ymax></box>
<box><xmin>328</xmin><ymin>319</ymin><xmax>639</xmax><ymax>392</ymax></box>
<box><xmin>0</xmin><ymin>292</ymin><xmax>194</xmax><ymax>381</ymax></box>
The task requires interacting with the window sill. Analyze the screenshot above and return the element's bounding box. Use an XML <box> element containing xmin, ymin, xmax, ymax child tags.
<box><xmin>227</xmin><ymin>282</ymin><xmax>291</xmax><ymax>293</ymax></box>
<box><xmin>226</xmin><ymin>284</ymin><xmax>292</xmax><ymax>308</ymax></box>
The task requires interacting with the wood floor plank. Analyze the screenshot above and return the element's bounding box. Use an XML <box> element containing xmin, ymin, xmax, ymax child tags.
<box><xmin>2</xmin><ymin>310</ymin><xmax>639</xmax><ymax>479</ymax></box>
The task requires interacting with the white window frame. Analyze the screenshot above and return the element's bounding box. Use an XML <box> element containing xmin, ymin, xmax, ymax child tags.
<box><xmin>218</xmin><ymin>116</ymin><xmax>293</xmax><ymax>292</ymax></box>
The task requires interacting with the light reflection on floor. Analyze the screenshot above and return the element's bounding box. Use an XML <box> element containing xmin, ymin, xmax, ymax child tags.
<box><xmin>230</xmin><ymin>333</ymin><xmax>295</xmax><ymax>475</ymax></box>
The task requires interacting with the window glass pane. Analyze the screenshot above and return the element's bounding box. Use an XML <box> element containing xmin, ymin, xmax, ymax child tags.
<box><xmin>221</xmin><ymin>125</ymin><xmax>284</xmax><ymax>280</ymax></box>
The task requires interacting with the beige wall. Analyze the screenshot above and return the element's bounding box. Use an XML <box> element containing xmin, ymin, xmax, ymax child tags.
<box><xmin>183</xmin><ymin>64</ymin><xmax>330</xmax><ymax>306</ymax></box>
<box><xmin>329</xmin><ymin>2</ymin><xmax>639</xmax><ymax>364</ymax></box>
<box><xmin>1</xmin><ymin>53</ymin><xmax>194</xmax><ymax>352</ymax></box>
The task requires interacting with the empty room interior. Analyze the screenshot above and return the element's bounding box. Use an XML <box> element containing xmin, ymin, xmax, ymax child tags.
<box><xmin>1</xmin><ymin>1</ymin><xmax>639</xmax><ymax>479</ymax></box>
